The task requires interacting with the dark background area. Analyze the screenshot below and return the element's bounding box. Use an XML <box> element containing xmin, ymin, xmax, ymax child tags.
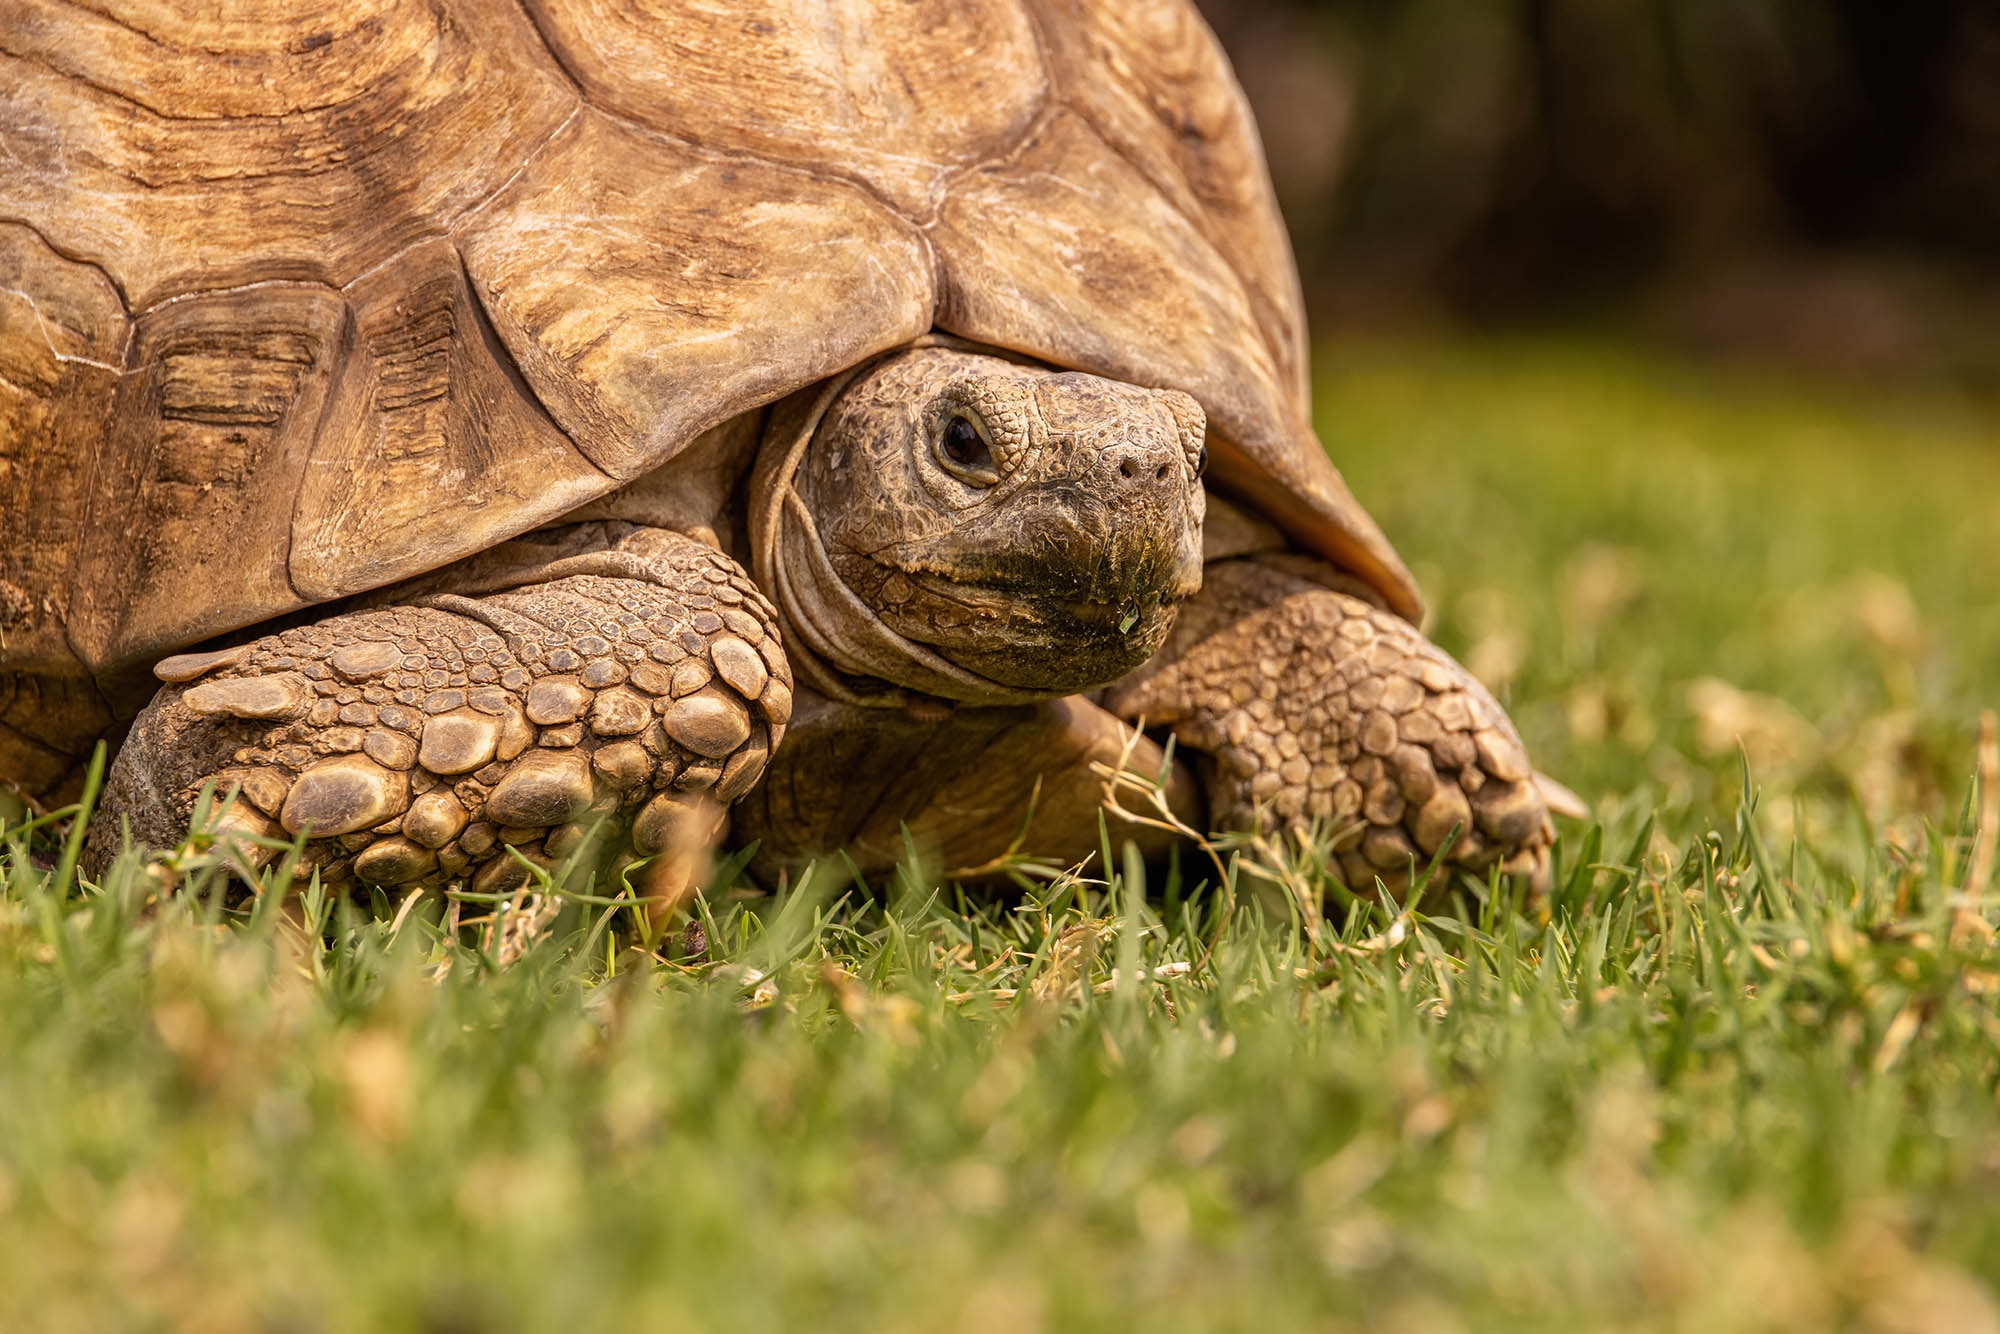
<box><xmin>1196</xmin><ymin>0</ymin><xmax>2000</xmax><ymax>383</ymax></box>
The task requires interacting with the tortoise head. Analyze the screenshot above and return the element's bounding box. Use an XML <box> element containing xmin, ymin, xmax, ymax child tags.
<box><xmin>753</xmin><ymin>346</ymin><xmax>1206</xmax><ymax>705</ymax></box>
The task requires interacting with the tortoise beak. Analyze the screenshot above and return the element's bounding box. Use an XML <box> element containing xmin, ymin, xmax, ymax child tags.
<box><xmin>853</xmin><ymin>460</ymin><xmax>1204</xmax><ymax>694</ymax></box>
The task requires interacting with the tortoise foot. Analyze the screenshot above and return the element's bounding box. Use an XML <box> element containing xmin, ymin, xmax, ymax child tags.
<box><xmin>94</xmin><ymin>530</ymin><xmax>789</xmax><ymax>902</ymax></box>
<box><xmin>1106</xmin><ymin>557</ymin><xmax>1556</xmax><ymax>901</ymax></box>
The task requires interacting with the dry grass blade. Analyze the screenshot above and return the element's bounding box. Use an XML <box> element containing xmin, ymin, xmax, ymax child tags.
<box><xmin>494</xmin><ymin>885</ymin><xmax>565</xmax><ymax>968</ymax></box>
<box><xmin>1028</xmin><ymin>920</ymin><xmax>1117</xmax><ymax>1005</ymax></box>
<box><xmin>1953</xmin><ymin>709</ymin><xmax>1998</xmax><ymax>946</ymax></box>
<box><xmin>639</xmin><ymin>796</ymin><xmax>725</xmax><ymax>934</ymax></box>
<box><xmin>1091</xmin><ymin>726</ymin><xmax>1244</xmax><ymax>969</ymax></box>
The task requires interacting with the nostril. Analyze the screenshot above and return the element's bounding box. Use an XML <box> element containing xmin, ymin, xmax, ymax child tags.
<box><xmin>1111</xmin><ymin>450</ymin><xmax>1176</xmax><ymax>485</ymax></box>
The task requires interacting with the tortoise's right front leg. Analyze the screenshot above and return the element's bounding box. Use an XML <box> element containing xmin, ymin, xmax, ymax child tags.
<box><xmin>97</xmin><ymin>530</ymin><xmax>790</xmax><ymax>896</ymax></box>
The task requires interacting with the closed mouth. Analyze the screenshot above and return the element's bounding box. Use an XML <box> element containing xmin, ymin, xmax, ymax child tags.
<box><xmin>875</xmin><ymin>566</ymin><xmax>1183</xmax><ymax>693</ymax></box>
<box><xmin>1060</xmin><ymin>597</ymin><xmax>1159</xmax><ymax>633</ymax></box>
<box><xmin>894</xmin><ymin>567</ymin><xmax>1184</xmax><ymax>630</ymax></box>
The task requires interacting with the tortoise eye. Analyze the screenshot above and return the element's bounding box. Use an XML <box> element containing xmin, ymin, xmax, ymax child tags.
<box><xmin>935</xmin><ymin>410</ymin><xmax>998</xmax><ymax>482</ymax></box>
<box><xmin>1195</xmin><ymin>444</ymin><xmax>1209</xmax><ymax>478</ymax></box>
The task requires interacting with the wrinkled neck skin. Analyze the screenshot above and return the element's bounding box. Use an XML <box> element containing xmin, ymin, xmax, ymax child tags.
<box><xmin>751</xmin><ymin>344</ymin><xmax>1207</xmax><ymax>708</ymax></box>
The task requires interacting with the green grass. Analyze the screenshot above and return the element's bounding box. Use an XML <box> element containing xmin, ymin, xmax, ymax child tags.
<box><xmin>6</xmin><ymin>337</ymin><xmax>2000</xmax><ymax>1333</ymax></box>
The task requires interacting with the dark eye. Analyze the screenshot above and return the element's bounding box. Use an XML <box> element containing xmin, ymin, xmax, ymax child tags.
<box><xmin>943</xmin><ymin>415</ymin><xmax>989</xmax><ymax>467</ymax></box>
<box><xmin>1195</xmin><ymin>445</ymin><xmax>1209</xmax><ymax>478</ymax></box>
<box><xmin>936</xmin><ymin>410</ymin><xmax>997</xmax><ymax>480</ymax></box>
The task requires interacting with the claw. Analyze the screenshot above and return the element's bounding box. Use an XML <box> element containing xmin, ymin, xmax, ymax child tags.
<box><xmin>154</xmin><ymin>645</ymin><xmax>252</xmax><ymax>684</ymax></box>
<box><xmin>182</xmin><ymin>672</ymin><xmax>311</xmax><ymax>721</ymax></box>
<box><xmin>1533</xmin><ymin>771</ymin><xmax>1589</xmax><ymax>821</ymax></box>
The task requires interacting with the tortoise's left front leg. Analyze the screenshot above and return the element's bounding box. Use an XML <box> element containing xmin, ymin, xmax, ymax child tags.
<box><xmin>1105</xmin><ymin>555</ymin><xmax>1557</xmax><ymax>896</ymax></box>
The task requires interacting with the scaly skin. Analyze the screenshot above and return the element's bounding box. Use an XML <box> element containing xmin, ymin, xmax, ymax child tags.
<box><xmin>93</xmin><ymin>529</ymin><xmax>788</xmax><ymax>894</ymax></box>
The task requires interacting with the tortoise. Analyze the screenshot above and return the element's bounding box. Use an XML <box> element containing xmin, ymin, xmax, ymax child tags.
<box><xmin>0</xmin><ymin>0</ymin><xmax>1572</xmax><ymax>898</ymax></box>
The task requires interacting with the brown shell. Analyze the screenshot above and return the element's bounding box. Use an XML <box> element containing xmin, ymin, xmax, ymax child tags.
<box><xmin>0</xmin><ymin>0</ymin><xmax>1420</xmax><ymax>690</ymax></box>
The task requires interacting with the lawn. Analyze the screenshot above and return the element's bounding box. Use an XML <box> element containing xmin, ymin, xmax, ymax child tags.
<box><xmin>4</xmin><ymin>337</ymin><xmax>1999</xmax><ymax>1333</ymax></box>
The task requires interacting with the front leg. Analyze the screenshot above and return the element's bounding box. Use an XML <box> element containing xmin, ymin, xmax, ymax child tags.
<box><xmin>1105</xmin><ymin>555</ymin><xmax>1556</xmax><ymax>896</ymax></box>
<box><xmin>94</xmin><ymin>528</ymin><xmax>789</xmax><ymax>897</ymax></box>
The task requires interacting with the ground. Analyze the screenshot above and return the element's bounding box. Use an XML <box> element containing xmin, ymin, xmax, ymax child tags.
<box><xmin>3</xmin><ymin>336</ymin><xmax>1999</xmax><ymax>1333</ymax></box>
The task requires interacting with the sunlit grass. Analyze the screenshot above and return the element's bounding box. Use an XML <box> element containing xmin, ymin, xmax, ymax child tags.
<box><xmin>4</xmin><ymin>337</ymin><xmax>1998</xmax><ymax>1333</ymax></box>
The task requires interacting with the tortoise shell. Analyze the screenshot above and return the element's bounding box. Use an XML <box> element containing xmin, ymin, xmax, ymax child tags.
<box><xmin>0</xmin><ymin>0</ymin><xmax>1419</xmax><ymax>702</ymax></box>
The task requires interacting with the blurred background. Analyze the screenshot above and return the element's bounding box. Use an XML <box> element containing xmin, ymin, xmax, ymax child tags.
<box><xmin>1197</xmin><ymin>0</ymin><xmax>2000</xmax><ymax>386</ymax></box>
